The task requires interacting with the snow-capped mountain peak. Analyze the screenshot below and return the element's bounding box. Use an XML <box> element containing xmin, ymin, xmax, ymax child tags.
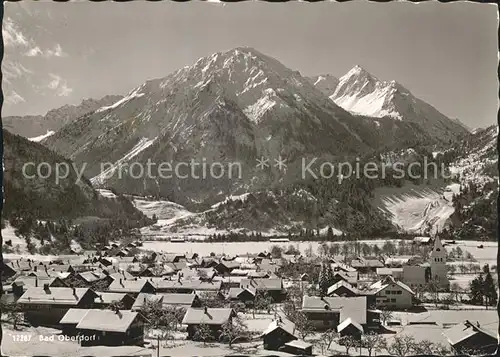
<box><xmin>321</xmin><ymin>66</ymin><xmax>470</xmax><ymax>142</ymax></box>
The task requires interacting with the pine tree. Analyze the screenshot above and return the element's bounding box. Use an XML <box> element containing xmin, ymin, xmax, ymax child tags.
<box><xmin>482</xmin><ymin>265</ymin><xmax>497</xmax><ymax>308</ymax></box>
<box><xmin>327</xmin><ymin>227</ymin><xmax>334</xmax><ymax>241</ymax></box>
<box><xmin>469</xmin><ymin>274</ymin><xmax>484</xmax><ymax>304</ymax></box>
<box><xmin>318</xmin><ymin>261</ymin><xmax>335</xmax><ymax>297</ymax></box>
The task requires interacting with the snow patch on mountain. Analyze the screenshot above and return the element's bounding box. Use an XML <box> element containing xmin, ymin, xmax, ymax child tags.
<box><xmin>29</xmin><ymin>130</ymin><xmax>55</xmax><ymax>142</ymax></box>
<box><xmin>375</xmin><ymin>183</ymin><xmax>460</xmax><ymax>235</ymax></box>
<box><xmin>243</xmin><ymin>93</ymin><xmax>276</xmax><ymax>123</ymax></box>
<box><xmin>96</xmin><ymin>87</ymin><xmax>145</xmax><ymax>113</ymax></box>
<box><xmin>91</xmin><ymin>137</ymin><xmax>157</xmax><ymax>185</ymax></box>
<box><xmin>211</xmin><ymin>193</ymin><xmax>251</xmax><ymax>209</ymax></box>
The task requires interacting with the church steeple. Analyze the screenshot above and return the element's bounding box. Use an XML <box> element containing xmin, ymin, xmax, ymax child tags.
<box><xmin>429</xmin><ymin>235</ymin><xmax>449</xmax><ymax>288</ymax></box>
<box><xmin>430</xmin><ymin>235</ymin><xmax>446</xmax><ymax>264</ymax></box>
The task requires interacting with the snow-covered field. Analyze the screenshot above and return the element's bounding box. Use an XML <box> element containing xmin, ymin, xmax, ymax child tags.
<box><xmin>141</xmin><ymin>239</ymin><xmax>497</xmax><ymax>261</ymax></box>
<box><xmin>453</xmin><ymin>240</ymin><xmax>498</xmax><ymax>267</ymax></box>
<box><xmin>131</xmin><ymin>195</ymin><xmax>192</xmax><ymax>221</ymax></box>
<box><xmin>134</xmin><ymin>194</ymin><xmax>297</xmax><ymax>239</ymax></box>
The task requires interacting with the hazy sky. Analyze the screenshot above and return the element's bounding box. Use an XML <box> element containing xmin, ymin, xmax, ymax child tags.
<box><xmin>4</xmin><ymin>1</ymin><xmax>498</xmax><ymax>128</ymax></box>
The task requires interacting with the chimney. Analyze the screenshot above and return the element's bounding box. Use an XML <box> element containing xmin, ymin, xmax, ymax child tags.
<box><xmin>34</xmin><ymin>266</ymin><xmax>37</xmax><ymax>272</ymax></box>
<box><xmin>204</xmin><ymin>306</ymin><xmax>208</xmax><ymax>314</ymax></box>
<box><xmin>35</xmin><ymin>277</ymin><xmax>38</xmax><ymax>287</ymax></box>
<box><xmin>99</xmin><ymin>295</ymin><xmax>104</xmax><ymax>301</ymax></box>
<box><xmin>72</xmin><ymin>287</ymin><xmax>77</xmax><ymax>296</ymax></box>
<box><xmin>120</xmin><ymin>278</ymin><xmax>124</xmax><ymax>287</ymax></box>
<box><xmin>43</xmin><ymin>283</ymin><xmax>50</xmax><ymax>292</ymax></box>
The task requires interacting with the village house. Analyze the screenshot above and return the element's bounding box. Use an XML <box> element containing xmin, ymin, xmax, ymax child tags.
<box><xmin>93</xmin><ymin>292</ymin><xmax>136</xmax><ymax>309</ymax></box>
<box><xmin>214</xmin><ymin>260</ymin><xmax>241</xmax><ymax>276</ymax></box>
<box><xmin>153</xmin><ymin>279</ymin><xmax>222</xmax><ymax>294</ymax></box>
<box><xmin>282</xmin><ymin>339</ymin><xmax>313</xmax><ymax>355</ymax></box>
<box><xmin>394</xmin><ymin>236</ymin><xmax>449</xmax><ymax>291</ymax></box>
<box><xmin>333</xmin><ymin>271</ymin><xmax>359</xmax><ymax>287</ymax></box>
<box><xmin>17</xmin><ymin>285</ymin><xmax>98</xmax><ymax>327</ymax></box>
<box><xmin>327</xmin><ymin>280</ymin><xmax>361</xmax><ymax>297</ymax></box>
<box><xmin>138</xmin><ymin>265</ymin><xmax>176</xmax><ymax>278</ymax></box>
<box><xmin>350</xmin><ymin>257</ymin><xmax>384</xmax><ymax>274</ymax></box>
<box><xmin>75</xmin><ymin>309</ymin><xmax>146</xmax><ymax>346</ymax></box>
<box><xmin>444</xmin><ymin>320</ymin><xmax>498</xmax><ymax>355</ymax></box>
<box><xmin>261</xmin><ymin>318</ymin><xmax>297</xmax><ymax>351</ymax></box>
<box><xmin>131</xmin><ymin>292</ymin><xmax>201</xmax><ymax>311</ymax></box>
<box><xmin>226</xmin><ymin>286</ymin><xmax>257</xmax><ymax>304</ymax></box>
<box><xmin>370</xmin><ymin>276</ymin><xmax>415</xmax><ymax>310</ymax></box>
<box><xmin>301</xmin><ymin>296</ymin><xmax>379</xmax><ymax>333</ymax></box>
<box><xmin>107</xmin><ymin>278</ymin><xmax>156</xmax><ymax>297</ymax></box>
<box><xmin>337</xmin><ymin>317</ymin><xmax>364</xmax><ymax>340</ymax></box>
<box><xmin>60</xmin><ymin>308</ymin><xmax>91</xmax><ymax>335</ymax></box>
<box><xmin>413</xmin><ymin>236</ymin><xmax>433</xmax><ymax>245</ymax></box>
<box><xmin>182</xmin><ymin>307</ymin><xmax>235</xmax><ymax>341</ymax></box>
<box><xmin>240</xmin><ymin>278</ymin><xmax>286</xmax><ymax>302</ymax></box>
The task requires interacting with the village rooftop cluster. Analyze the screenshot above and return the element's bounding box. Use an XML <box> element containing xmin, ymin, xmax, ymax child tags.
<box><xmin>1</xmin><ymin>236</ymin><xmax>497</xmax><ymax>356</ymax></box>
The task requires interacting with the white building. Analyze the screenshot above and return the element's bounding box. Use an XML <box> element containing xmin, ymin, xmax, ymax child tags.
<box><xmin>429</xmin><ymin>235</ymin><xmax>449</xmax><ymax>289</ymax></box>
<box><xmin>370</xmin><ymin>276</ymin><xmax>415</xmax><ymax>309</ymax></box>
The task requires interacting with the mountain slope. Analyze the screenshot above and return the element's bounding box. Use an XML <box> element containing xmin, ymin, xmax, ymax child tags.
<box><xmin>306</xmin><ymin>75</ymin><xmax>339</xmax><ymax>97</ymax></box>
<box><xmin>314</xmin><ymin>65</ymin><xmax>470</xmax><ymax>143</ymax></box>
<box><xmin>374</xmin><ymin>125</ymin><xmax>498</xmax><ymax>237</ymax></box>
<box><xmin>3</xmin><ymin>95</ymin><xmax>123</xmax><ymax>138</ymax></box>
<box><xmin>43</xmin><ymin>47</ymin><xmax>401</xmax><ymax>206</ymax></box>
<box><xmin>3</xmin><ymin>129</ymin><xmax>149</xmax><ymax>222</ymax></box>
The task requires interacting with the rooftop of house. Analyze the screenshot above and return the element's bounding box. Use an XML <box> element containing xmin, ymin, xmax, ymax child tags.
<box><xmin>76</xmin><ymin>309</ymin><xmax>140</xmax><ymax>333</ymax></box>
<box><xmin>327</xmin><ymin>280</ymin><xmax>361</xmax><ymax>296</ymax></box>
<box><xmin>262</xmin><ymin>317</ymin><xmax>297</xmax><ymax>337</ymax></box>
<box><xmin>240</xmin><ymin>278</ymin><xmax>283</xmax><ymax>291</ymax></box>
<box><xmin>153</xmin><ymin>279</ymin><xmax>222</xmax><ymax>291</ymax></box>
<box><xmin>350</xmin><ymin>257</ymin><xmax>385</xmax><ymax>268</ymax></box>
<box><xmin>17</xmin><ymin>287</ymin><xmax>95</xmax><ymax>305</ymax></box>
<box><xmin>60</xmin><ymin>308</ymin><xmax>93</xmax><ymax>325</ymax></box>
<box><xmin>94</xmin><ymin>292</ymin><xmax>130</xmax><ymax>304</ymax></box>
<box><xmin>132</xmin><ymin>292</ymin><xmax>197</xmax><ymax>310</ymax></box>
<box><xmin>337</xmin><ymin>317</ymin><xmax>364</xmax><ymax>333</ymax></box>
<box><xmin>302</xmin><ymin>296</ymin><xmax>367</xmax><ymax>324</ymax></box>
<box><xmin>370</xmin><ymin>276</ymin><xmax>415</xmax><ymax>295</ymax></box>
<box><xmin>182</xmin><ymin>307</ymin><xmax>234</xmax><ymax>325</ymax></box>
<box><xmin>443</xmin><ymin>320</ymin><xmax>497</xmax><ymax>346</ymax></box>
<box><xmin>285</xmin><ymin>339</ymin><xmax>312</xmax><ymax>350</ymax></box>
<box><xmin>12</xmin><ymin>276</ymin><xmax>55</xmax><ymax>289</ymax></box>
<box><xmin>108</xmin><ymin>278</ymin><xmax>154</xmax><ymax>293</ymax></box>
<box><xmin>227</xmin><ymin>286</ymin><xmax>257</xmax><ymax>299</ymax></box>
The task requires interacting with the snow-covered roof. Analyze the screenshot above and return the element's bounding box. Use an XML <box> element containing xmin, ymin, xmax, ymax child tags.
<box><xmin>337</xmin><ymin>317</ymin><xmax>364</xmax><ymax>333</ymax></box>
<box><xmin>370</xmin><ymin>276</ymin><xmax>415</xmax><ymax>295</ymax></box>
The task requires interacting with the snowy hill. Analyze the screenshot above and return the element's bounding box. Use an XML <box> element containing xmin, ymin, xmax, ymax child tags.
<box><xmin>375</xmin><ymin>125</ymin><xmax>497</xmax><ymax>237</ymax></box>
<box><xmin>375</xmin><ymin>182</ymin><xmax>460</xmax><ymax>235</ymax></box>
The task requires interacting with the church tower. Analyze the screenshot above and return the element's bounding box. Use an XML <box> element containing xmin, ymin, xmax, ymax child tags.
<box><xmin>429</xmin><ymin>235</ymin><xmax>449</xmax><ymax>289</ymax></box>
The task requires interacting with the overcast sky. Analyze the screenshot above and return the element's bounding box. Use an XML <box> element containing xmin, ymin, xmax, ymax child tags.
<box><xmin>4</xmin><ymin>1</ymin><xmax>498</xmax><ymax>128</ymax></box>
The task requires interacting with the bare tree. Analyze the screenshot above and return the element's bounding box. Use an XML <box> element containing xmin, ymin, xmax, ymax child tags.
<box><xmin>293</xmin><ymin>311</ymin><xmax>315</xmax><ymax>340</ymax></box>
<box><xmin>411</xmin><ymin>339</ymin><xmax>435</xmax><ymax>355</ymax></box>
<box><xmin>379</xmin><ymin>308</ymin><xmax>393</xmax><ymax>326</ymax></box>
<box><xmin>385</xmin><ymin>335</ymin><xmax>416</xmax><ymax>357</ymax></box>
<box><xmin>218</xmin><ymin>314</ymin><xmax>248</xmax><ymax>348</ymax></box>
<box><xmin>193</xmin><ymin>324</ymin><xmax>213</xmax><ymax>345</ymax></box>
<box><xmin>338</xmin><ymin>335</ymin><xmax>359</xmax><ymax>355</ymax></box>
<box><xmin>361</xmin><ymin>332</ymin><xmax>384</xmax><ymax>357</ymax></box>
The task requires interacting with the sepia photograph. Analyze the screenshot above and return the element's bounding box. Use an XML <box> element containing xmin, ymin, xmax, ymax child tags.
<box><xmin>0</xmin><ymin>1</ymin><xmax>498</xmax><ymax>356</ymax></box>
